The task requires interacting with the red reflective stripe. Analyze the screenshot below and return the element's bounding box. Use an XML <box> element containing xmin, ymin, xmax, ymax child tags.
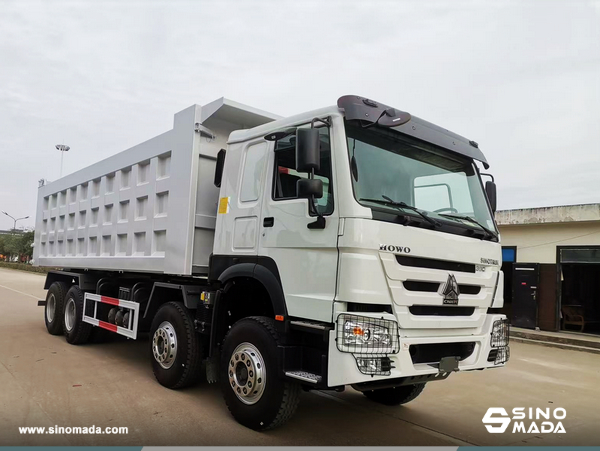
<box><xmin>100</xmin><ymin>296</ymin><xmax>120</xmax><ymax>306</ymax></box>
<box><xmin>98</xmin><ymin>320</ymin><xmax>118</xmax><ymax>332</ymax></box>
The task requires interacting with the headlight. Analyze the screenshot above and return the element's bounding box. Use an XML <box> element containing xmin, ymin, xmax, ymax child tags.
<box><xmin>344</xmin><ymin>320</ymin><xmax>391</xmax><ymax>346</ymax></box>
<box><xmin>336</xmin><ymin>314</ymin><xmax>399</xmax><ymax>354</ymax></box>
<box><xmin>491</xmin><ymin>319</ymin><xmax>509</xmax><ymax>348</ymax></box>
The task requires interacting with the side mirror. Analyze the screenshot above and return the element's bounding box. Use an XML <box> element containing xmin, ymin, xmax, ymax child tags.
<box><xmin>297</xmin><ymin>178</ymin><xmax>323</xmax><ymax>199</ymax></box>
<box><xmin>296</xmin><ymin>128</ymin><xmax>320</xmax><ymax>173</ymax></box>
<box><xmin>485</xmin><ymin>181</ymin><xmax>497</xmax><ymax>213</ymax></box>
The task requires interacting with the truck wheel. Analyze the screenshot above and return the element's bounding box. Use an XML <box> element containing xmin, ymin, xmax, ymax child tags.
<box><xmin>220</xmin><ymin>316</ymin><xmax>300</xmax><ymax>431</ymax></box>
<box><xmin>44</xmin><ymin>281</ymin><xmax>69</xmax><ymax>335</ymax></box>
<box><xmin>150</xmin><ymin>302</ymin><xmax>202</xmax><ymax>389</ymax></box>
<box><xmin>63</xmin><ymin>285</ymin><xmax>93</xmax><ymax>345</ymax></box>
<box><xmin>363</xmin><ymin>383</ymin><xmax>426</xmax><ymax>406</ymax></box>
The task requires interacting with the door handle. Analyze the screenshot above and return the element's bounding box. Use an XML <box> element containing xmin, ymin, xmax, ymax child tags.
<box><xmin>263</xmin><ymin>217</ymin><xmax>274</xmax><ymax>227</ymax></box>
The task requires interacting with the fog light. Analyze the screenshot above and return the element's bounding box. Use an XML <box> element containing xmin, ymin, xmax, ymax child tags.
<box><xmin>355</xmin><ymin>356</ymin><xmax>393</xmax><ymax>376</ymax></box>
<box><xmin>495</xmin><ymin>346</ymin><xmax>510</xmax><ymax>365</ymax></box>
<box><xmin>491</xmin><ymin>319</ymin><xmax>509</xmax><ymax>348</ymax></box>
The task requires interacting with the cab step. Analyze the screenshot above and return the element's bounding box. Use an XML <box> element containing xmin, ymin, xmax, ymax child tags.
<box><xmin>285</xmin><ymin>370</ymin><xmax>322</xmax><ymax>384</ymax></box>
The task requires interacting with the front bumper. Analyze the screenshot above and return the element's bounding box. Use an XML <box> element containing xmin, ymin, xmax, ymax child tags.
<box><xmin>327</xmin><ymin>312</ymin><xmax>509</xmax><ymax>387</ymax></box>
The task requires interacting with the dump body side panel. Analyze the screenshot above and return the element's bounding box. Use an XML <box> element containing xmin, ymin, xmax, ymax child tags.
<box><xmin>34</xmin><ymin>106</ymin><xmax>202</xmax><ymax>275</ymax></box>
<box><xmin>34</xmin><ymin>100</ymin><xmax>279</xmax><ymax>276</ymax></box>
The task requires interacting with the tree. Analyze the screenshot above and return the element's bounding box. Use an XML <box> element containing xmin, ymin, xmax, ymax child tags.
<box><xmin>17</xmin><ymin>231</ymin><xmax>34</xmax><ymax>259</ymax></box>
<box><xmin>0</xmin><ymin>235</ymin><xmax>6</xmax><ymax>260</ymax></box>
<box><xmin>0</xmin><ymin>231</ymin><xmax>34</xmax><ymax>262</ymax></box>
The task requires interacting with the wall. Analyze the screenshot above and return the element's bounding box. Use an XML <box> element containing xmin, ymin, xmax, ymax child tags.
<box><xmin>498</xmin><ymin>222</ymin><xmax>600</xmax><ymax>264</ymax></box>
<box><xmin>496</xmin><ymin>204</ymin><xmax>600</xmax><ymax>225</ymax></box>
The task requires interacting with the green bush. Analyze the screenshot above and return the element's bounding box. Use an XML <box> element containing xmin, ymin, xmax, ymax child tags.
<box><xmin>0</xmin><ymin>261</ymin><xmax>54</xmax><ymax>274</ymax></box>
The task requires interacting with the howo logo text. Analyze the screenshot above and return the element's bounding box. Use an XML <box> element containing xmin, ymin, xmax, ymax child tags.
<box><xmin>482</xmin><ymin>407</ymin><xmax>566</xmax><ymax>434</ymax></box>
<box><xmin>379</xmin><ymin>244</ymin><xmax>410</xmax><ymax>253</ymax></box>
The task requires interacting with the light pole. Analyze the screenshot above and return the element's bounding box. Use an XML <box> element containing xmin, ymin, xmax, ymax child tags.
<box><xmin>2</xmin><ymin>211</ymin><xmax>29</xmax><ymax>232</ymax></box>
<box><xmin>56</xmin><ymin>144</ymin><xmax>70</xmax><ymax>178</ymax></box>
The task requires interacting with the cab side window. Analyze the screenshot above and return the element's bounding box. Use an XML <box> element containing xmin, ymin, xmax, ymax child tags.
<box><xmin>273</xmin><ymin>126</ymin><xmax>334</xmax><ymax>215</ymax></box>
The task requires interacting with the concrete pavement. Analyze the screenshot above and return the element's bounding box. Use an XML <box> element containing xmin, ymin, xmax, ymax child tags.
<box><xmin>1</xmin><ymin>267</ymin><xmax>599</xmax><ymax>446</ymax></box>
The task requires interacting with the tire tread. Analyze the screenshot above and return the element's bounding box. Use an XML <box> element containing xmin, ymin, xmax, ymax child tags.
<box><xmin>64</xmin><ymin>286</ymin><xmax>92</xmax><ymax>345</ymax></box>
<box><xmin>45</xmin><ymin>281</ymin><xmax>69</xmax><ymax>335</ymax></box>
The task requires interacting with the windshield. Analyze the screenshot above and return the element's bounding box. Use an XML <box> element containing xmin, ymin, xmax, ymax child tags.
<box><xmin>345</xmin><ymin>121</ymin><xmax>497</xmax><ymax>235</ymax></box>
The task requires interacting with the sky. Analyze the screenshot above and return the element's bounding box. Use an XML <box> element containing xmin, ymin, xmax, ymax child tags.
<box><xmin>1</xmin><ymin>0</ymin><xmax>599</xmax><ymax>231</ymax></box>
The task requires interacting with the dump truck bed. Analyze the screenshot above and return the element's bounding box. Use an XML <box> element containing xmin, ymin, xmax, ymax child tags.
<box><xmin>33</xmin><ymin>98</ymin><xmax>278</xmax><ymax>276</ymax></box>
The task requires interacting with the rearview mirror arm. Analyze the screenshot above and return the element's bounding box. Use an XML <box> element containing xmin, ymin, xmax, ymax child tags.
<box><xmin>306</xmin><ymin>169</ymin><xmax>326</xmax><ymax>229</ymax></box>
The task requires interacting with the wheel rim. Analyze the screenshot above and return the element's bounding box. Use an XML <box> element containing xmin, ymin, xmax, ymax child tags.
<box><xmin>46</xmin><ymin>293</ymin><xmax>56</xmax><ymax>323</ymax></box>
<box><xmin>228</xmin><ymin>342</ymin><xmax>266</xmax><ymax>405</ymax></box>
<box><xmin>152</xmin><ymin>321</ymin><xmax>177</xmax><ymax>369</ymax></box>
<box><xmin>64</xmin><ymin>298</ymin><xmax>76</xmax><ymax>332</ymax></box>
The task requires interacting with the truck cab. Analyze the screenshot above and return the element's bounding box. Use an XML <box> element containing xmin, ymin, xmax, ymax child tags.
<box><xmin>213</xmin><ymin>95</ymin><xmax>508</xmax><ymax>388</ymax></box>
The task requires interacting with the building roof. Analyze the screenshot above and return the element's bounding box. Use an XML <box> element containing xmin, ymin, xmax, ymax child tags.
<box><xmin>496</xmin><ymin>203</ymin><xmax>600</xmax><ymax>225</ymax></box>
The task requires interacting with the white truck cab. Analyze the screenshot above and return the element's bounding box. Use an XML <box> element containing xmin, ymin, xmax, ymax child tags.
<box><xmin>35</xmin><ymin>95</ymin><xmax>508</xmax><ymax>431</ymax></box>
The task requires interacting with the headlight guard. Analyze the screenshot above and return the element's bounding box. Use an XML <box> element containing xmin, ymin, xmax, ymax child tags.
<box><xmin>336</xmin><ymin>313</ymin><xmax>399</xmax><ymax>354</ymax></box>
<box><xmin>491</xmin><ymin>318</ymin><xmax>510</xmax><ymax>348</ymax></box>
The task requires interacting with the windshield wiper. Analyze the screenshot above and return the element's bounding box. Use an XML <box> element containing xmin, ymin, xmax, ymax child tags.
<box><xmin>360</xmin><ymin>196</ymin><xmax>441</xmax><ymax>227</ymax></box>
<box><xmin>438</xmin><ymin>213</ymin><xmax>498</xmax><ymax>240</ymax></box>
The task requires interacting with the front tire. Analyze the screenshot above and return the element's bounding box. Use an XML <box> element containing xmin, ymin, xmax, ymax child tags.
<box><xmin>45</xmin><ymin>282</ymin><xmax>68</xmax><ymax>335</ymax></box>
<box><xmin>363</xmin><ymin>383</ymin><xmax>426</xmax><ymax>406</ymax></box>
<box><xmin>150</xmin><ymin>302</ymin><xmax>203</xmax><ymax>389</ymax></box>
<box><xmin>220</xmin><ymin>316</ymin><xmax>300</xmax><ymax>431</ymax></box>
<box><xmin>63</xmin><ymin>285</ymin><xmax>93</xmax><ymax>345</ymax></box>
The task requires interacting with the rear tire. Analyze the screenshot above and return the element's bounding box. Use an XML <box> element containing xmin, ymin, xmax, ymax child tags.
<box><xmin>363</xmin><ymin>383</ymin><xmax>426</xmax><ymax>406</ymax></box>
<box><xmin>220</xmin><ymin>316</ymin><xmax>300</xmax><ymax>431</ymax></box>
<box><xmin>63</xmin><ymin>285</ymin><xmax>93</xmax><ymax>345</ymax></box>
<box><xmin>150</xmin><ymin>302</ymin><xmax>203</xmax><ymax>389</ymax></box>
<box><xmin>44</xmin><ymin>282</ymin><xmax>69</xmax><ymax>335</ymax></box>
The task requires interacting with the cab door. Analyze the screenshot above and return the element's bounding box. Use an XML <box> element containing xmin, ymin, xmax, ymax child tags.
<box><xmin>259</xmin><ymin>124</ymin><xmax>339</xmax><ymax>322</ymax></box>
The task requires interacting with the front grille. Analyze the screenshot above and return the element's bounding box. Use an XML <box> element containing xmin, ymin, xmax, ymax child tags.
<box><xmin>396</xmin><ymin>255</ymin><xmax>476</xmax><ymax>273</ymax></box>
<box><xmin>403</xmin><ymin>280</ymin><xmax>481</xmax><ymax>295</ymax></box>
<box><xmin>347</xmin><ymin>302</ymin><xmax>393</xmax><ymax>314</ymax></box>
<box><xmin>409</xmin><ymin>306</ymin><xmax>475</xmax><ymax>316</ymax></box>
<box><xmin>459</xmin><ymin>285</ymin><xmax>481</xmax><ymax>295</ymax></box>
<box><xmin>409</xmin><ymin>342</ymin><xmax>475</xmax><ymax>364</ymax></box>
<box><xmin>404</xmin><ymin>281</ymin><xmax>438</xmax><ymax>292</ymax></box>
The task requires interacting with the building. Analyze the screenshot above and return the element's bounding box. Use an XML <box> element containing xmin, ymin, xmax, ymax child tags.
<box><xmin>496</xmin><ymin>203</ymin><xmax>600</xmax><ymax>335</ymax></box>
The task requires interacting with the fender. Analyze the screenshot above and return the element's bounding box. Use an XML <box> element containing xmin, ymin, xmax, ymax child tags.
<box><xmin>143</xmin><ymin>282</ymin><xmax>202</xmax><ymax>319</ymax></box>
<box><xmin>217</xmin><ymin>259</ymin><xmax>287</xmax><ymax>318</ymax></box>
<box><xmin>44</xmin><ymin>270</ymin><xmax>98</xmax><ymax>291</ymax></box>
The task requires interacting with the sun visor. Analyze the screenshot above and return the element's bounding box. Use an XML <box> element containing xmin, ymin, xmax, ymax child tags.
<box><xmin>337</xmin><ymin>95</ymin><xmax>489</xmax><ymax>168</ymax></box>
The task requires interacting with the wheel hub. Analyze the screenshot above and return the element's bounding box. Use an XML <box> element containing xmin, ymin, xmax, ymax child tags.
<box><xmin>46</xmin><ymin>293</ymin><xmax>56</xmax><ymax>323</ymax></box>
<box><xmin>228</xmin><ymin>342</ymin><xmax>265</xmax><ymax>405</ymax></box>
<box><xmin>152</xmin><ymin>321</ymin><xmax>177</xmax><ymax>369</ymax></box>
<box><xmin>64</xmin><ymin>298</ymin><xmax>76</xmax><ymax>332</ymax></box>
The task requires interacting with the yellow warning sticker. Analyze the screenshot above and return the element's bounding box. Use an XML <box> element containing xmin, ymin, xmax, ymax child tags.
<box><xmin>218</xmin><ymin>197</ymin><xmax>230</xmax><ymax>214</ymax></box>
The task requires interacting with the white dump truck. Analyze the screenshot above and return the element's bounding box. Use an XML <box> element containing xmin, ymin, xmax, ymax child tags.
<box><xmin>34</xmin><ymin>95</ymin><xmax>509</xmax><ymax>430</ymax></box>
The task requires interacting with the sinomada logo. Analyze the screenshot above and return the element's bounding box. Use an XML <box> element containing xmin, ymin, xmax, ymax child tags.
<box><xmin>482</xmin><ymin>407</ymin><xmax>566</xmax><ymax>434</ymax></box>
